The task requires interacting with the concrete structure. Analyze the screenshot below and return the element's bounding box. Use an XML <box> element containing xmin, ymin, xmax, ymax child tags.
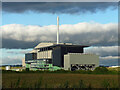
<box><xmin>57</xmin><ymin>16</ymin><xmax>59</xmax><ymax>44</ymax></box>
<box><xmin>22</xmin><ymin>58</ymin><xmax>26</xmax><ymax>67</ymax></box>
<box><xmin>25</xmin><ymin>42</ymin><xmax>99</xmax><ymax>71</ymax></box>
<box><xmin>64</xmin><ymin>53</ymin><xmax>99</xmax><ymax>71</ymax></box>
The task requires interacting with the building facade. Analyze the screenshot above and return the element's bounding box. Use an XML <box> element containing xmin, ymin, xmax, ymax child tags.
<box><xmin>24</xmin><ymin>42</ymin><xmax>99</xmax><ymax>71</ymax></box>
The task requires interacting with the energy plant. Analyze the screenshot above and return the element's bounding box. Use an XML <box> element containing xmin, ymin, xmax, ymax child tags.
<box><xmin>23</xmin><ymin>17</ymin><xmax>99</xmax><ymax>71</ymax></box>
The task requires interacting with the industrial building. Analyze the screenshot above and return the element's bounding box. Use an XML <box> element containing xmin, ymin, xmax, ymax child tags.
<box><xmin>23</xmin><ymin>16</ymin><xmax>99</xmax><ymax>71</ymax></box>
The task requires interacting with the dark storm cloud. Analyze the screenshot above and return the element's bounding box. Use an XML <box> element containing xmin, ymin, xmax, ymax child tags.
<box><xmin>3</xmin><ymin>2</ymin><xmax>117</xmax><ymax>14</ymax></box>
<box><xmin>2</xmin><ymin>38</ymin><xmax>39</xmax><ymax>49</ymax></box>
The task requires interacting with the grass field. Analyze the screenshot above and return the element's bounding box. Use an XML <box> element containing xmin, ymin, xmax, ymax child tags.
<box><xmin>2</xmin><ymin>72</ymin><xmax>119</xmax><ymax>88</ymax></box>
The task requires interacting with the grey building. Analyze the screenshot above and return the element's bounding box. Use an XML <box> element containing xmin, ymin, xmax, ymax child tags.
<box><xmin>24</xmin><ymin>42</ymin><xmax>99</xmax><ymax>71</ymax></box>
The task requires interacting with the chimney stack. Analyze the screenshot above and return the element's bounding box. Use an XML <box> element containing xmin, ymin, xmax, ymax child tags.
<box><xmin>57</xmin><ymin>16</ymin><xmax>59</xmax><ymax>44</ymax></box>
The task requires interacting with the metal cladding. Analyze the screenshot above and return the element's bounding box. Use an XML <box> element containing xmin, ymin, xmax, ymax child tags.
<box><xmin>64</xmin><ymin>53</ymin><xmax>99</xmax><ymax>70</ymax></box>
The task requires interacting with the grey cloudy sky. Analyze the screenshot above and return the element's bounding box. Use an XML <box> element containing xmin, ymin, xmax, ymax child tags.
<box><xmin>1</xmin><ymin>2</ymin><xmax>119</xmax><ymax>66</ymax></box>
<box><xmin>1</xmin><ymin>22</ymin><xmax>118</xmax><ymax>49</ymax></box>
<box><xmin>3</xmin><ymin>2</ymin><xmax>117</xmax><ymax>14</ymax></box>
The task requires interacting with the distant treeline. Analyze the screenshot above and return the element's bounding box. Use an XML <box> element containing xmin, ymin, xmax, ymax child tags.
<box><xmin>2</xmin><ymin>67</ymin><xmax>120</xmax><ymax>75</ymax></box>
<box><xmin>1</xmin><ymin>65</ymin><xmax>22</xmax><ymax>67</ymax></box>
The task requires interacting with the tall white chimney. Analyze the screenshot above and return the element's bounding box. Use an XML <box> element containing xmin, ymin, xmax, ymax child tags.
<box><xmin>57</xmin><ymin>16</ymin><xmax>59</xmax><ymax>44</ymax></box>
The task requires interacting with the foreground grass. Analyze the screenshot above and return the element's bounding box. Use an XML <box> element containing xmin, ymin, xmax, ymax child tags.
<box><xmin>2</xmin><ymin>72</ymin><xmax>119</xmax><ymax>88</ymax></box>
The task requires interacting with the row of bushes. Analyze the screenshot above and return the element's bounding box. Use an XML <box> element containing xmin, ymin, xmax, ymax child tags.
<box><xmin>1</xmin><ymin>67</ymin><xmax>119</xmax><ymax>75</ymax></box>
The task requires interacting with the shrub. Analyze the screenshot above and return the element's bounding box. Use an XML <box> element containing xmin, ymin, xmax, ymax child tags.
<box><xmin>78</xmin><ymin>80</ymin><xmax>86</xmax><ymax>88</ymax></box>
<box><xmin>15</xmin><ymin>77</ymin><xmax>21</xmax><ymax>88</ymax></box>
<box><xmin>63</xmin><ymin>81</ymin><xmax>69</xmax><ymax>88</ymax></box>
<box><xmin>94</xmin><ymin>67</ymin><xmax>109</xmax><ymax>74</ymax></box>
<box><xmin>34</xmin><ymin>77</ymin><xmax>43</xmax><ymax>88</ymax></box>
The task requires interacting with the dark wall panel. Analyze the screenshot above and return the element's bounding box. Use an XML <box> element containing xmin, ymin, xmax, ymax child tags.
<box><xmin>33</xmin><ymin>53</ymin><xmax>37</xmax><ymax>59</ymax></box>
<box><xmin>52</xmin><ymin>47</ymin><xmax>62</xmax><ymax>67</ymax></box>
<box><xmin>25</xmin><ymin>53</ymin><xmax>33</xmax><ymax>61</ymax></box>
<box><xmin>25</xmin><ymin>53</ymin><xmax>37</xmax><ymax>61</ymax></box>
<box><xmin>52</xmin><ymin>46</ymin><xmax>84</xmax><ymax>67</ymax></box>
<box><xmin>64</xmin><ymin>47</ymin><xmax>83</xmax><ymax>53</ymax></box>
<box><xmin>61</xmin><ymin>46</ymin><xmax>83</xmax><ymax>67</ymax></box>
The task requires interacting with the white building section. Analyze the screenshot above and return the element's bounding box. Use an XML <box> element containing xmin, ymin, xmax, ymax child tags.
<box><xmin>64</xmin><ymin>53</ymin><xmax>99</xmax><ymax>71</ymax></box>
<box><xmin>37</xmin><ymin>50</ymin><xmax>52</xmax><ymax>59</ymax></box>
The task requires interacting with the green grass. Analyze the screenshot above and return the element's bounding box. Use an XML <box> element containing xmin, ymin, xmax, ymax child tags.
<box><xmin>2</xmin><ymin>72</ymin><xmax>119</xmax><ymax>88</ymax></box>
<box><xmin>2</xmin><ymin>67</ymin><xmax>119</xmax><ymax>88</ymax></box>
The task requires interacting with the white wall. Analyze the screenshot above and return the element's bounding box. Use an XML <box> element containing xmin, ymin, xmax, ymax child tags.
<box><xmin>64</xmin><ymin>53</ymin><xmax>99</xmax><ymax>70</ymax></box>
<box><xmin>37</xmin><ymin>50</ymin><xmax>52</xmax><ymax>59</ymax></box>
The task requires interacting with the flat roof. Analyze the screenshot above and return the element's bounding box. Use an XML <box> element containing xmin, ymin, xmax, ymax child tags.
<box><xmin>35</xmin><ymin>43</ymin><xmax>89</xmax><ymax>49</ymax></box>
